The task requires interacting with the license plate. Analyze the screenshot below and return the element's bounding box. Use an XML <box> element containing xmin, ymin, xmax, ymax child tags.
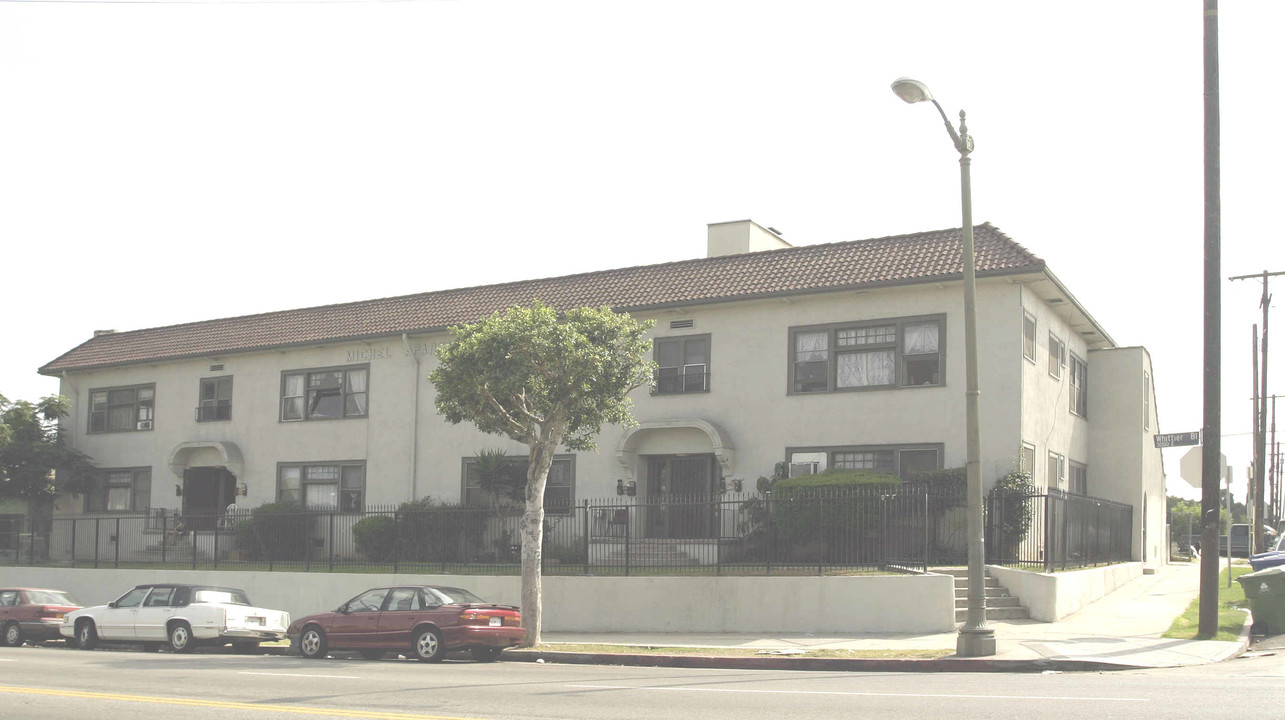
<box><xmin>247</xmin><ymin>617</ymin><xmax>264</xmax><ymax>626</ymax></box>
<box><xmin>488</xmin><ymin>617</ymin><xmax>501</xmax><ymax>627</ymax></box>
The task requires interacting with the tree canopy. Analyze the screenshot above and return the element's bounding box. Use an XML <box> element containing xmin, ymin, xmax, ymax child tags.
<box><xmin>431</xmin><ymin>302</ymin><xmax>654</xmax><ymax>452</ymax></box>
<box><xmin>0</xmin><ymin>394</ymin><xmax>96</xmax><ymax>506</ymax></box>
<box><xmin>430</xmin><ymin>302</ymin><xmax>653</xmax><ymax>645</ymax></box>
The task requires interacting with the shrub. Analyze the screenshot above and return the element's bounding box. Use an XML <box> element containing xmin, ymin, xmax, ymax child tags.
<box><xmin>396</xmin><ymin>497</ymin><xmax>487</xmax><ymax>563</ymax></box>
<box><xmin>234</xmin><ymin>501</ymin><xmax>310</xmax><ymax>561</ymax></box>
<box><xmin>985</xmin><ymin>470</ymin><xmax>1037</xmax><ymax>562</ymax></box>
<box><xmin>770</xmin><ymin>469</ymin><xmax>902</xmax><ymax>562</ymax></box>
<box><xmin>352</xmin><ymin>514</ymin><xmax>397</xmax><ymax>562</ymax></box>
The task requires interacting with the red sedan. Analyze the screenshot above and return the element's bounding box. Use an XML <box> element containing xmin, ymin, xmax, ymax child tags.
<box><xmin>1</xmin><ymin>588</ymin><xmax>82</xmax><ymax>646</ymax></box>
<box><xmin>287</xmin><ymin>585</ymin><xmax>524</xmax><ymax>662</ymax></box>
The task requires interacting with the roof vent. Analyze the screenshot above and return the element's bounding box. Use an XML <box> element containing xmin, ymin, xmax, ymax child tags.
<box><xmin>670</xmin><ymin>319</ymin><xmax>695</xmax><ymax>329</ymax></box>
<box><xmin>93</xmin><ymin>329</ymin><xmax>117</xmax><ymax>337</ymax></box>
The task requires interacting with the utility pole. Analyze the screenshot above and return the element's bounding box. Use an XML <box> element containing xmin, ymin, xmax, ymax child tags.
<box><xmin>1199</xmin><ymin>0</ymin><xmax>1221</xmax><ymax>640</ymax></box>
<box><xmin>1230</xmin><ymin>271</ymin><xmax>1281</xmax><ymax>553</ymax></box>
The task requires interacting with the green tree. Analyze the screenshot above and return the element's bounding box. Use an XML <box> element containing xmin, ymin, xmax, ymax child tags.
<box><xmin>430</xmin><ymin>303</ymin><xmax>653</xmax><ymax>646</ymax></box>
<box><xmin>0</xmin><ymin>394</ymin><xmax>96</xmax><ymax>540</ymax></box>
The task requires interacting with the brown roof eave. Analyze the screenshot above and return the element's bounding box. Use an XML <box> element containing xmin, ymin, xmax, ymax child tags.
<box><xmin>39</xmin><ymin>263</ymin><xmax>1044</xmax><ymax>376</ymax></box>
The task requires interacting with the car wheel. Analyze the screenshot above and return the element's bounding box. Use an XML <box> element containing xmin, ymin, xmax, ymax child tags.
<box><xmin>359</xmin><ymin>649</ymin><xmax>385</xmax><ymax>660</ymax></box>
<box><xmin>232</xmin><ymin>641</ymin><xmax>261</xmax><ymax>654</ymax></box>
<box><xmin>299</xmin><ymin>627</ymin><xmax>328</xmax><ymax>660</ymax></box>
<box><xmin>3</xmin><ymin>622</ymin><xmax>23</xmax><ymax>648</ymax></box>
<box><xmin>142</xmin><ymin>642</ymin><xmax>163</xmax><ymax>652</ymax></box>
<box><xmin>167</xmin><ymin>622</ymin><xmax>194</xmax><ymax>654</ymax></box>
<box><xmin>76</xmin><ymin>620</ymin><xmax>98</xmax><ymax>650</ymax></box>
<box><xmin>412</xmin><ymin>628</ymin><xmax>445</xmax><ymax>663</ymax></box>
<box><xmin>470</xmin><ymin>647</ymin><xmax>502</xmax><ymax>663</ymax></box>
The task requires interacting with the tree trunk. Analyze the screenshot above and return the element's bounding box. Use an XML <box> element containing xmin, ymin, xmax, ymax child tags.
<box><xmin>519</xmin><ymin>438</ymin><xmax>558</xmax><ymax>647</ymax></box>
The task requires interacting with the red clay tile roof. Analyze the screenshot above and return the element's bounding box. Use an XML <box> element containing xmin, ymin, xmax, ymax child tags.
<box><xmin>39</xmin><ymin>223</ymin><xmax>1043</xmax><ymax>374</ymax></box>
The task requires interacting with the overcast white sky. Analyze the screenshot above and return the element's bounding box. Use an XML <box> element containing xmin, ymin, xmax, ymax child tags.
<box><xmin>1</xmin><ymin>1</ymin><xmax>1281</xmax><ymax>504</ymax></box>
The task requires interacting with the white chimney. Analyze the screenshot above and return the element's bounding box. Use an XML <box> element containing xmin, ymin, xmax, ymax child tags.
<box><xmin>706</xmin><ymin>220</ymin><xmax>792</xmax><ymax>258</ymax></box>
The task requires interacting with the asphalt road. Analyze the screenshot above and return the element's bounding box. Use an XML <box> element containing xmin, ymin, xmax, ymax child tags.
<box><xmin>1</xmin><ymin>644</ymin><xmax>1283</xmax><ymax>719</ymax></box>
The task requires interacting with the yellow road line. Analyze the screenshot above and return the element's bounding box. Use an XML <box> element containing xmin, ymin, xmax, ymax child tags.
<box><xmin>0</xmin><ymin>685</ymin><xmax>490</xmax><ymax>720</ymax></box>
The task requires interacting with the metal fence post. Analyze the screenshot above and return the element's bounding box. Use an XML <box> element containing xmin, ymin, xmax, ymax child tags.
<box><xmin>161</xmin><ymin>513</ymin><xmax>168</xmax><ymax>565</ymax></box>
<box><xmin>191</xmin><ymin>527</ymin><xmax>198</xmax><ymax>570</ymax></box>
<box><xmin>93</xmin><ymin>518</ymin><xmax>100</xmax><ymax>569</ymax></box>
<box><xmin>582</xmin><ymin>500</ymin><xmax>590</xmax><ymax>575</ymax></box>
<box><xmin>765</xmin><ymin>491</ymin><xmax>774</xmax><ymax>575</ymax></box>
<box><xmin>214</xmin><ymin>519</ymin><xmax>220</xmax><ymax>570</ymax></box>
<box><xmin>328</xmin><ymin>512</ymin><xmax>335</xmax><ymax>573</ymax></box>
<box><xmin>923</xmin><ymin>489</ymin><xmax>930</xmax><ymax>573</ymax></box>
<box><xmin>1044</xmin><ymin>493</ymin><xmax>1054</xmax><ymax>573</ymax></box>
<box><xmin>393</xmin><ymin>510</ymin><xmax>400</xmax><ymax>574</ymax></box>
<box><xmin>70</xmin><ymin>519</ymin><xmax>77</xmax><ymax>568</ymax></box>
<box><xmin>624</xmin><ymin>505</ymin><xmax>631</xmax><ymax>577</ymax></box>
<box><xmin>114</xmin><ymin>518</ymin><xmax>120</xmax><ymax>569</ymax></box>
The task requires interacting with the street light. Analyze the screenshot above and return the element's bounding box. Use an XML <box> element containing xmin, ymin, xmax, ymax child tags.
<box><xmin>891</xmin><ymin>77</ymin><xmax>996</xmax><ymax>657</ymax></box>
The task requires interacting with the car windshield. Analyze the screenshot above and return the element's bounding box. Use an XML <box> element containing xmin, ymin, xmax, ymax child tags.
<box><xmin>429</xmin><ymin>587</ymin><xmax>487</xmax><ymax>605</ymax></box>
<box><xmin>25</xmin><ymin>590</ymin><xmax>77</xmax><ymax>606</ymax></box>
<box><xmin>193</xmin><ymin>588</ymin><xmax>251</xmax><ymax>605</ymax></box>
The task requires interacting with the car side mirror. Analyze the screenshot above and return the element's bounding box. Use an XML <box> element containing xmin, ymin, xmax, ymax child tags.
<box><xmin>107</xmin><ymin>601</ymin><xmax>117</xmax><ymax>608</ymax></box>
<box><xmin>337</xmin><ymin>604</ymin><xmax>349</xmax><ymax>614</ymax></box>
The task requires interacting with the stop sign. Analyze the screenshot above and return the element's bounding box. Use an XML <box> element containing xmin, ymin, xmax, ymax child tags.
<box><xmin>1178</xmin><ymin>446</ymin><xmax>1228</xmax><ymax>488</ymax></box>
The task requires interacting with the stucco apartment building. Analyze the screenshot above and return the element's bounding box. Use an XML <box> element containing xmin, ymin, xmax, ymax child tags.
<box><xmin>36</xmin><ymin>220</ymin><xmax>1166</xmax><ymax>563</ymax></box>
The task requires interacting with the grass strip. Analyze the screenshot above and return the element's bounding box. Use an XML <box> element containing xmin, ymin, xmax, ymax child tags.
<box><xmin>1162</xmin><ymin>565</ymin><xmax>1251</xmax><ymax>642</ymax></box>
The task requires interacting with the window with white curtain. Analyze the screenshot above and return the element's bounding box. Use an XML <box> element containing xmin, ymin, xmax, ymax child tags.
<box><xmin>277</xmin><ymin>462</ymin><xmax>365</xmax><ymax>511</ymax></box>
<box><xmin>790</xmin><ymin>315</ymin><xmax>944</xmax><ymax>393</ymax></box>
<box><xmin>280</xmin><ymin>365</ymin><xmax>369</xmax><ymax>421</ymax></box>
<box><xmin>789</xmin><ymin>445</ymin><xmax>943</xmax><ymax>480</ymax></box>
<box><xmin>88</xmin><ymin>384</ymin><xmax>155</xmax><ymax>433</ymax></box>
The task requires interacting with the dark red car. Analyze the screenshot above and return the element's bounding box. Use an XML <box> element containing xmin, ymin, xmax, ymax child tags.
<box><xmin>287</xmin><ymin>585</ymin><xmax>524</xmax><ymax>662</ymax></box>
<box><xmin>0</xmin><ymin>588</ymin><xmax>82</xmax><ymax>646</ymax></box>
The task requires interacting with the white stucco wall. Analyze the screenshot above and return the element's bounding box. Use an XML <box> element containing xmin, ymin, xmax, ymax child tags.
<box><xmin>1018</xmin><ymin>284</ymin><xmax>1091</xmax><ymax>491</ymax></box>
<box><xmin>52</xmin><ymin>276</ymin><xmax>1037</xmax><ymax>516</ymax></box>
<box><xmin>1085</xmin><ymin>347</ymin><xmax>1165</xmax><ymax>563</ymax></box>
<box><xmin>0</xmin><ymin>567</ymin><xmax>958</xmax><ymax>633</ymax></box>
<box><xmin>987</xmin><ymin>562</ymin><xmax>1143</xmax><ymax>621</ymax></box>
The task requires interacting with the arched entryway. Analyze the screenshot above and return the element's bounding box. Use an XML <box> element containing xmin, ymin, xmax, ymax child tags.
<box><xmin>614</xmin><ymin>419</ymin><xmax>735</xmax><ymax>539</ymax></box>
<box><xmin>168</xmin><ymin>441</ymin><xmax>244</xmax><ymax>530</ymax></box>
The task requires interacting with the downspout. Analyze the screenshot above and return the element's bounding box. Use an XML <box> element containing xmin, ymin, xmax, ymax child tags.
<box><xmin>401</xmin><ymin>334</ymin><xmax>422</xmax><ymax>500</ymax></box>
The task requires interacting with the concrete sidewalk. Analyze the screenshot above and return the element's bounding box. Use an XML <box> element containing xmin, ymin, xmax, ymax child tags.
<box><xmin>516</xmin><ymin>563</ymin><xmax>1251</xmax><ymax>672</ymax></box>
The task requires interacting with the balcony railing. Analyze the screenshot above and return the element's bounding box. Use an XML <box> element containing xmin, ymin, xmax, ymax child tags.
<box><xmin>195</xmin><ymin>402</ymin><xmax>232</xmax><ymax>422</ymax></box>
<box><xmin>652</xmin><ymin>365</ymin><xmax>709</xmax><ymax>394</ymax></box>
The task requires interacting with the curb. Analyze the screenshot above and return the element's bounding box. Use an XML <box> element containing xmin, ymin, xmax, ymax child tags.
<box><xmin>502</xmin><ymin>649</ymin><xmax>1142</xmax><ymax>674</ymax></box>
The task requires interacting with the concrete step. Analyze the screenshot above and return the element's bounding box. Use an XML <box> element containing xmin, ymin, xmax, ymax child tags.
<box><xmin>956</xmin><ymin>605</ymin><xmax>1030</xmax><ymax>622</ymax></box>
<box><xmin>955</xmin><ymin>595</ymin><xmax>1024</xmax><ymax>609</ymax></box>
<box><xmin>954</xmin><ymin>586</ymin><xmax>1012</xmax><ymax>599</ymax></box>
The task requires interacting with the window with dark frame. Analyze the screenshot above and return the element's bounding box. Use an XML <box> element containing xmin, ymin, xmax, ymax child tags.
<box><xmin>788</xmin><ymin>445</ymin><xmax>942</xmax><ymax>480</ymax></box>
<box><xmin>790</xmin><ymin>316</ymin><xmax>943</xmax><ymax>393</ymax></box>
<box><xmin>1069</xmin><ymin>354</ymin><xmax>1088</xmax><ymax>416</ymax></box>
<box><xmin>462</xmin><ymin>455</ymin><xmax>574</xmax><ymax>512</ymax></box>
<box><xmin>1048</xmin><ymin>334</ymin><xmax>1065</xmax><ymax>379</ymax></box>
<box><xmin>653</xmin><ymin>335</ymin><xmax>710</xmax><ymax>394</ymax></box>
<box><xmin>1022</xmin><ymin>312</ymin><xmax>1037</xmax><ymax>363</ymax></box>
<box><xmin>281</xmin><ymin>365</ymin><xmax>368</xmax><ymax>422</ymax></box>
<box><xmin>197</xmin><ymin>376</ymin><xmax>232</xmax><ymax>422</ymax></box>
<box><xmin>1069</xmin><ymin>461</ymin><xmax>1088</xmax><ymax>495</ymax></box>
<box><xmin>84</xmin><ymin>468</ymin><xmax>151</xmax><ymax>513</ymax></box>
<box><xmin>1047</xmin><ymin>451</ymin><xmax>1066</xmax><ymax>491</ymax></box>
<box><xmin>277</xmin><ymin>462</ymin><xmax>365</xmax><ymax>511</ymax></box>
<box><xmin>1019</xmin><ymin>443</ymin><xmax>1036</xmax><ymax>475</ymax></box>
<box><xmin>88</xmin><ymin>384</ymin><xmax>155</xmax><ymax>433</ymax></box>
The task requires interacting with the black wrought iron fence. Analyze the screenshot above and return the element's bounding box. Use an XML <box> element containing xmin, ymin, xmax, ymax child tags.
<box><xmin>3</xmin><ymin>485</ymin><xmax>1131</xmax><ymax>574</ymax></box>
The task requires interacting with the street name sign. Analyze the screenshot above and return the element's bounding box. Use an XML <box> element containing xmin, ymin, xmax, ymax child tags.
<box><xmin>1154</xmin><ymin>431</ymin><xmax>1201</xmax><ymax>449</ymax></box>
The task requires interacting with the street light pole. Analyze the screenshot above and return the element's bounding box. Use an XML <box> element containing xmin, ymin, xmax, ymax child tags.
<box><xmin>891</xmin><ymin>77</ymin><xmax>995</xmax><ymax>657</ymax></box>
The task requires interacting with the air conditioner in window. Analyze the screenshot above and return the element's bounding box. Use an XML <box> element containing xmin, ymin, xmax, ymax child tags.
<box><xmin>789</xmin><ymin>462</ymin><xmax>819</xmax><ymax>478</ymax></box>
<box><xmin>137</xmin><ymin>420</ymin><xmax>153</xmax><ymax>430</ymax></box>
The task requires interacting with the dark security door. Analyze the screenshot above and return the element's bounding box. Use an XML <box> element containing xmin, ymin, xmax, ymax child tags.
<box><xmin>646</xmin><ymin>455</ymin><xmax>716</xmax><ymax>539</ymax></box>
<box><xmin>182</xmin><ymin>467</ymin><xmax>236</xmax><ymax>530</ymax></box>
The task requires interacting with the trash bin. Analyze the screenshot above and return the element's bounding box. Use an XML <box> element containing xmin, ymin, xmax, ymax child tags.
<box><xmin>1250</xmin><ymin>551</ymin><xmax>1285</xmax><ymax>572</ymax></box>
<box><xmin>1237</xmin><ymin>566</ymin><xmax>1285</xmax><ymax>634</ymax></box>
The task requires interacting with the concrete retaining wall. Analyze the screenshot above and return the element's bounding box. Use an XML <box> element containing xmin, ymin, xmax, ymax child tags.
<box><xmin>987</xmin><ymin>562</ymin><xmax>1143</xmax><ymax>621</ymax></box>
<box><xmin>0</xmin><ymin>567</ymin><xmax>958</xmax><ymax>634</ymax></box>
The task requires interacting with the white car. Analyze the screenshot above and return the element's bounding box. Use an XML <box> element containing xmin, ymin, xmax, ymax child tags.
<box><xmin>60</xmin><ymin>583</ymin><xmax>289</xmax><ymax>653</ymax></box>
